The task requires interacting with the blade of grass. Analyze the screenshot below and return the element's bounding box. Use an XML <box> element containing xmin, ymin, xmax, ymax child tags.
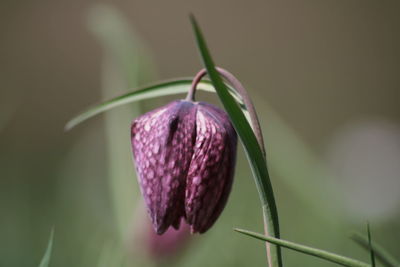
<box><xmin>38</xmin><ymin>229</ymin><xmax>54</xmax><ymax>267</ymax></box>
<box><xmin>65</xmin><ymin>79</ymin><xmax>242</xmax><ymax>131</ymax></box>
<box><xmin>366</xmin><ymin>223</ymin><xmax>376</xmax><ymax>267</ymax></box>
<box><xmin>351</xmin><ymin>232</ymin><xmax>400</xmax><ymax>267</ymax></box>
<box><xmin>235</xmin><ymin>228</ymin><xmax>371</xmax><ymax>267</ymax></box>
<box><xmin>190</xmin><ymin>15</ymin><xmax>282</xmax><ymax>267</ymax></box>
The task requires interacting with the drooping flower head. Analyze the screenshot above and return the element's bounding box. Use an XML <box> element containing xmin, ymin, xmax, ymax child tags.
<box><xmin>131</xmin><ymin>98</ymin><xmax>237</xmax><ymax>234</ymax></box>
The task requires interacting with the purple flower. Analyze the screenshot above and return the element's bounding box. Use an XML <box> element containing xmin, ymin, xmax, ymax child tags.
<box><xmin>131</xmin><ymin>100</ymin><xmax>237</xmax><ymax>234</ymax></box>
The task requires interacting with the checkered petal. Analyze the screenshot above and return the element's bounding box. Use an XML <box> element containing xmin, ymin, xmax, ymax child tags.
<box><xmin>131</xmin><ymin>100</ymin><xmax>197</xmax><ymax>234</ymax></box>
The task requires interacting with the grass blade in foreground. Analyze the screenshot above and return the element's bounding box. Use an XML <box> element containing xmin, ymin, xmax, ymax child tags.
<box><xmin>235</xmin><ymin>228</ymin><xmax>371</xmax><ymax>267</ymax></box>
<box><xmin>190</xmin><ymin>15</ymin><xmax>282</xmax><ymax>267</ymax></box>
<box><xmin>38</xmin><ymin>229</ymin><xmax>54</xmax><ymax>267</ymax></box>
<box><xmin>351</xmin><ymin>232</ymin><xmax>400</xmax><ymax>267</ymax></box>
<box><xmin>65</xmin><ymin>79</ymin><xmax>238</xmax><ymax>130</ymax></box>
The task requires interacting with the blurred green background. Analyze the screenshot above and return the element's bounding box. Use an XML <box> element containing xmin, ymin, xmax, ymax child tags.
<box><xmin>0</xmin><ymin>1</ymin><xmax>399</xmax><ymax>266</ymax></box>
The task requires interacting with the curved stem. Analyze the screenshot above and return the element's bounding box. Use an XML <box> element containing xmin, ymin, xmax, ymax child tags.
<box><xmin>190</xmin><ymin>68</ymin><xmax>276</xmax><ymax>266</ymax></box>
<box><xmin>216</xmin><ymin>67</ymin><xmax>266</xmax><ymax>157</ymax></box>
<box><xmin>186</xmin><ymin>69</ymin><xmax>206</xmax><ymax>101</ymax></box>
<box><xmin>189</xmin><ymin>68</ymin><xmax>266</xmax><ymax>158</ymax></box>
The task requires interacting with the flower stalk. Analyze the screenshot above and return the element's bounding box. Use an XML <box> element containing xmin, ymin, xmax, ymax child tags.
<box><xmin>190</xmin><ymin>67</ymin><xmax>281</xmax><ymax>267</ymax></box>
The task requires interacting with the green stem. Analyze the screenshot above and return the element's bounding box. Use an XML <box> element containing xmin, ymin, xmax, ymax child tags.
<box><xmin>190</xmin><ymin>14</ymin><xmax>283</xmax><ymax>265</ymax></box>
<box><xmin>190</xmin><ymin>67</ymin><xmax>280</xmax><ymax>267</ymax></box>
<box><xmin>188</xmin><ymin>68</ymin><xmax>266</xmax><ymax>156</ymax></box>
<box><xmin>366</xmin><ymin>223</ymin><xmax>376</xmax><ymax>267</ymax></box>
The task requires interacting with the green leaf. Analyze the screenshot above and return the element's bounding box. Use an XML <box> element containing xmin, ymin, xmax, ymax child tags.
<box><xmin>235</xmin><ymin>228</ymin><xmax>371</xmax><ymax>267</ymax></box>
<box><xmin>351</xmin><ymin>232</ymin><xmax>400</xmax><ymax>267</ymax></box>
<box><xmin>65</xmin><ymin>79</ymin><xmax>243</xmax><ymax>131</ymax></box>
<box><xmin>366</xmin><ymin>223</ymin><xmax>376</xmax><ymax>267</ymax></box>
<box><xmin>38</xmin><ymin>229</ymin><xmax>54</xmax><ymax>267</ymax></box>
<box><xmin>190</xmin><ymin>15</ymin><xmax>282</xmax><ymax>267</ymax></box>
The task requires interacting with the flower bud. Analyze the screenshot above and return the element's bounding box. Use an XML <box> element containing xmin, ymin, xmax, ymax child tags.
<box><xmin>131</xmin><ymin>100</ymin><xmax>237</xmax><ymax>234</ymax></box>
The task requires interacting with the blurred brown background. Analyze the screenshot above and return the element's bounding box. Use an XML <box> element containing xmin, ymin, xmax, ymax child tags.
<box><xmin>0</xmin><ymin>1</ymin><xmax>399</xmax><ymax>266</ymax></box>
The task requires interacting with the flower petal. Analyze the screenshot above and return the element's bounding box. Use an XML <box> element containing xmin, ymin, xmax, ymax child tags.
<box><xmin>185</xmin><ymin>103</ymin><xmax>237</xmax><ymax>233</ymax></box>
<box><xmin>131</xmin><ymin>100</ymin><xmax>197</xmax><ymax>234</ymax></box>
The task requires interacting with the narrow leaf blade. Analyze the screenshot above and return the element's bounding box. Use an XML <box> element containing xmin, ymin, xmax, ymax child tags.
<box><xmin>351</xmin><ymin>232</ymin><xmax>400</xmax><ymax>267</ymax></box>
<box><xmin>235</xmin><ymin>228</ymin><xmax>371</xmax><ymax>267</ymax></box>
<box><xmin>190</xmin><ymin>15</ymin><xmax>282</xmax><ymax>266</ymax></box>
<box><xmin>65</xmin><ymin>79</ymin><xmax>242</xmax><ymax>131</ymax></box>
<box><xmin>65</xmin><ymin>79</ymin><xmax>213</xmax><ymax>131</ymax></box>
<box><xmin>38</xmin><ymin>229</ymin><xmax>54</xmax><ymax>267</ymax></box>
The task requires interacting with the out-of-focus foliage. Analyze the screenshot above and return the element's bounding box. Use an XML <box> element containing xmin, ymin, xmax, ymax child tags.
<box><xmin>0</xmin><ymin>1</ymin><xmax>399</xmax><ymax>267</ymax></box>
<box><xmin>38</xmin><ymin>229</ymin><xmax>54</xmax><ymax>267</ymax></box>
